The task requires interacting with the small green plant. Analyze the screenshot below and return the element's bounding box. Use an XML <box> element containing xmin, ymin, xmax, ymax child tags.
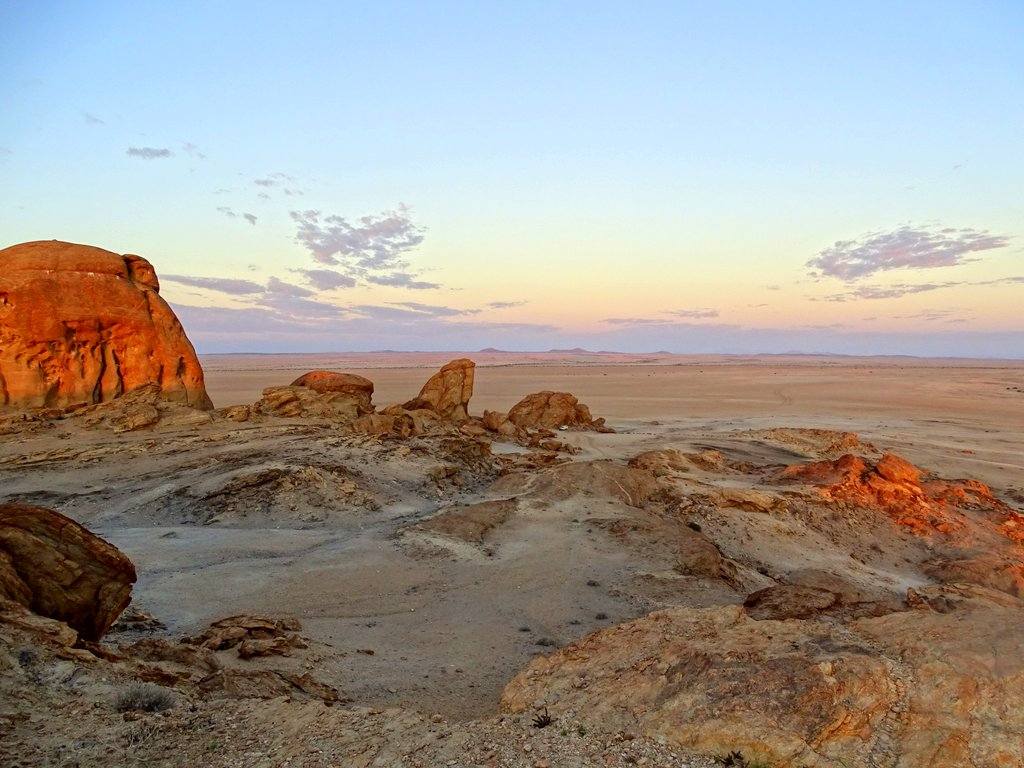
<box><xmin>114</xmin><ymin>682</ymin><xmax>175</xmax><ymax>713</ymax></box>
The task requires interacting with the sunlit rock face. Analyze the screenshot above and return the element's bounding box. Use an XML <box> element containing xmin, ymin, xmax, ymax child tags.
<box><xmin>0</xmin><ymin>240</ymin><xmax>212</xmax><ymax>411</ymax></box>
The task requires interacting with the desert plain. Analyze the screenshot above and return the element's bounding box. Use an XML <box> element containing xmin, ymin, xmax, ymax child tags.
<box><xmin>4</xmin><ymin>338</ymin><xmax>1024</xmax><ymax>766</ymax></box>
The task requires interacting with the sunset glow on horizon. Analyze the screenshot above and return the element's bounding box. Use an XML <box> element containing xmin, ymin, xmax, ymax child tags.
<box><xmin>2</xmin><ymin>2</ymin><xmax>1021</xmax><ymax>356</ymax></box>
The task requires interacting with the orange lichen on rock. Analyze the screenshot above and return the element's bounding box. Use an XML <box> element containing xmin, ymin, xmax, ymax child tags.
<box><xmin>779</xmin><ymin>452</ymin><xmax>1018</xmax><ymax>539</ymax></box>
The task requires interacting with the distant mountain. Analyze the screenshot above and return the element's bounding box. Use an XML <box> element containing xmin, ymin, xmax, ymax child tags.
<box><xmin>546</xmin><ymin>347</ymin><xmax>593</xmax><ymax>354</ymax></box>
<box><xmin>477</xmin><ymin>347</ymin><xmax>508</xmax><ymax>353</ymax></box>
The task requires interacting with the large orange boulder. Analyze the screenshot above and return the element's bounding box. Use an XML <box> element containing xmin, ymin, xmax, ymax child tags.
<box><xmin>291</xmin><ymin>371</ymin><xmax>374</xmax><ymax>403</ymax></box>
<box><xmin>0</xmin><ymin>240</ymin><xmax>212</xmax><ymax>411</ymax></box>
<box><xmin>507</xmin><ymin>390</ymin><xmax>608</xmax><ymax>431</ymax></box>
<box><xmin>0</xmin><ymin>502</ymin><xmax>137</xmax><ymax>640</ymax></box>
<box><xmin>402</xmin><ymin>358</ymin><xmax>475</xmax><ymax>421</ymax></box>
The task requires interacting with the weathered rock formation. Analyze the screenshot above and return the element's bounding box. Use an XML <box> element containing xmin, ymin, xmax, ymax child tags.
<box><xmin>506</xmin><ymin>391</ymin><xmax>610</xmax><ymax>431</ymax></box>
<box><xmin>0</xmin><ymin>240</ymin><xmax>212</xmax><ymax>411</ymax></box>
<box><xmin>502</xmin><ymin>592</ymin><xmax>1024</xmax><ymax>767</ymax></box>
<box><xmin>779</xmin><ymin>452</ymin><xmax>1019</xmax><ymax>538</ymax></box>
<box><xmin>291</xmin><ymin>371</ymin><xmax>374</xmax><ymax>408</ymax></box>
<box><xmin>0</xmin><ymin>502</ymin><xmax>136</xmax><ymax>640</ymax></box>
<box><xmin>231</xmin><ymin>384</ymin><xmax>372</xmax><ymax>422</ymax></box>
<box><xmin>402</xmin><ymin>358</ymin><xmax>475</xmax><ymax>421</ymax></box>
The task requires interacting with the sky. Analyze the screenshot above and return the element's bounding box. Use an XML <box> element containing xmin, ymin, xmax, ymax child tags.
<box><xmin>1</xmin><ymin>1</ymin><xmax>1022</xmax><ymax>357</ymax></box>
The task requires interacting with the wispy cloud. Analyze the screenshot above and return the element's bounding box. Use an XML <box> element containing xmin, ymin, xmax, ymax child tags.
<box><xmin>162</xmin><ymin>274</ymin><xmax>265</xmax><ymax>295</ymax></box>
<box><xmin>126</xmin><ymin>146</ymin><xmax>173</xmax><ymax>159</ymax></box>
<box><xmin>822</xmin><ymin>274</ymin><xmax>1024</xmax><ymax>302</ymax></box>
<box><xmin>217</xmin><ymin>206</ymin><xmax>257</xmax><ymax>225</ymax></box>
<box><xmin>366</xmin><ymin>272</ymin><xmax>440</xmax><ymax>290</ymax></box>
<box><xmin>182</xmin><ymin>142</ymin><xmax>206</xmax><ymax>160</ymax></box>
<box><xmin>809</xmin><ymin>225</ymin><xmax>1011</xmax><ymax>280</ymax></box>
<box><xmin>83</xmin><ymin>112</ymin><xmax>105</xmax><ymax>125</ymax></box>
<box><xmin>265</xmin><ymin>276</ymin><xmax>314</xmax><ymax>297</ymax></box>
<box><xmin>295</xmin><ymin>268</ymin><xmax>357</xmax><ymax>291</ymax></box>
<box><xmin>487</xmin><ymin>300</ymin><xmax>527</xmax><ymax>309</ymax></box>
<box><xmin>667</xmin><ymin>308</ymin><xmax>719</xmax><ymax>319</ymax></box>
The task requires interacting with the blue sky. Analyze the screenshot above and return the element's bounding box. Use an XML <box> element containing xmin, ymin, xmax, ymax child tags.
<box><xmin>2</xmin><ymin>1</ymin><xmax>1022</xmax><ymax>355</ymax></box>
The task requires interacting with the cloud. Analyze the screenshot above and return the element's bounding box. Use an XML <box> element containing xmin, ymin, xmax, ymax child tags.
<box><xmin>83</xmin><ymin>112</ymin><xmax>105</xmax><ymax>125</ymax></box>
<box><xmin>216</xmin><ymin>207</ymin><xmax>256</xmax><ymax>226</ymax></box>
<box><xmin>295</xmin><ymin>269</ymin><xmax>357</xmax><ymax>291</ymax></box>
<box><xmin>182</xmin><ymin>142</ymin><xmax>207</xmax><ymax>160</ymax></box>
<box><xmin>667</xmin><ymin>308</ymin><xmax>720</xmax><ymax>319</ymax></box>
<box><xmin>808</xmin><ymin>225</ymin><xmax>1011</xmax><ymax>280</ymax></box>
<box><xmin>126</xmin><ymin>146</ymin><xmax>173</xmax><ymax>159</ymax></box>
<box><xmin>388</xmin><ymin>301</ymin><xmax>481</xmax><ymax>317</ymax></box>
<box><xmin>822</xmin><ymin>273</ymin><xmax>1024</xmax><ymax>302</ymax></box>
<box><xmin>487</xmin><ymin>300</ymin><xmax>527</xmax><ymax>309</ymax></box>
<box><xmin>162</xmin><ymin>274</ymin><xmax>265</xmax><ymax>295</ymax></box>
<box><xmin>602</xmin><ymin>317</ymin><xmax>674</xmax><ymax>326</ymax></box>
<box><xmin>254</xmin><ymin>178</ymin><xmax>276</xmax><ymax>187</ymax></box>
<box><xmin>893</xmin><ymin>308</ymin><xmax>971</xmax><ymax>323</ymax></box>
<box><xmin>265</xmin><ymin>276</ymin><xmax>314</xmax><ymax>297</ymax></box>
<box><xmin>366</xmin><ymin>272</ymin><xmax>440</xmax><ymax>290</ymax></box>
<box><xmin>291</xmin><ymin>206</ymin><xmax>426</xmax><ymax>271</ymax></box>
<box><xmin>823</xmin><ymin>282</ymin><xmax>960</xmax><ymax>301</ymax></box>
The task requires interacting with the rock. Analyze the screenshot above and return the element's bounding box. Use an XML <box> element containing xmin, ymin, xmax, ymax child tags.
<box><xmin>778</xmin><ymin>452</ymin><xmax>1014</xmax><ymax>537</ymax></box>
<box><xmin>414</xmin><ymin>499</ymin><xmax>518</xmax><ymax>544</ymax></box>
<box><xmin>402</xmin><ymin>359</ymin><xmax>475</xmax><ymax>421</ymax></box>
<box><xmin>0</xmin><ymin>240</ymin><xmax>212</xmax><ymax>411</ymax></box>
<box><xmin>290</xmin><ymin>371</ymin><xmax>374</xmax><ymax>411</ymax></box>
<box><xmin>507</xmin><ymin>391</ymin><xmax>610</xmax><ymax>431</ymax></box>
<box><xmin>197</xmin><ymin>668</ymin><xmax>341</xmax><ymax>703</ymax></box>
<box><xmin>252</xmin><ymin>385</ymin><xmax>369</xmax><ymax>422</ymax></box>
<box><xmin>0</xmin><ymin>503</ymin><xmax>136</xmax><ymax>640</ymax></box>
<box><xmin>186</xmin><ymin>614</ymin><xmax>304</xmax><ymax>656</ymax></box>
<box><xmin>502</xmin><ymin>599</ymin><xmax>1024</xmax><ymax>767</ymax></box>
<box><xmin>742</xmin><ymin>584</ymin><xmax>842</xmax><ymax>620</ymax></box>
<box><xmin>482</xmin><ymin>409</ymin><xmax>519</xmax><ymax>437</ymax></box>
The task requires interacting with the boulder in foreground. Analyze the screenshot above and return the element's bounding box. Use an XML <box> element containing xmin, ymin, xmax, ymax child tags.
<box><xmin>0</xmin><ymin>502</ymin><xmax>136</xmax><ymax>640</ymax></box>
<box><xmin>502</xmin><ymin>595</ymin><xmax>1024</xmax><ymax>767</ymax></box>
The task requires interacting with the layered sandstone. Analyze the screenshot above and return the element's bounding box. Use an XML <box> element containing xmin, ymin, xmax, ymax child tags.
<box><xmin>0</xmin><ymin>502</ymin><xmax>136</xmax><ymax>640</ymax></box>
<box><xmin>0</xmin><ymin>240</ymin><xmax>212</xmax><ymax>411</ymax></box>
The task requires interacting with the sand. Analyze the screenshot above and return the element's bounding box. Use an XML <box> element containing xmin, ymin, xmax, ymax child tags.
<box><xmin>3</xmin><ymin>353</ymin><xmax>1023</xmax><ymax>723</ymax></box>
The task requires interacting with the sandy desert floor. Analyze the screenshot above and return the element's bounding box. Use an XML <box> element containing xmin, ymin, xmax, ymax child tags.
<box><xmin>3</xmin><ymin>353</ymin><xmax>1024</xmax><ymax>766</ymax></box>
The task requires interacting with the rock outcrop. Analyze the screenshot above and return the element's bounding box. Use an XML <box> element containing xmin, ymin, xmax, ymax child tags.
<box><xmin>0</xmin><ymin>240</ymin><xmax>212</xmax><ymax>411</ymax></box>
<box><xmin>402</xmin><ymin>358</ymin><xmax>475</xmax><ymax>421</ymax></box>
<box><xmin>232</xmin><ymin>384</ymin><xmax>372</xmax><ymax>422</ymax></box>
<box><xmin>290</xmin><ymin>371</ymin><xmax>374</xmax><ymax>409</ymax></box>
<box><xmin>779</xmin><ymin>452</ymin><xmax>1018</xmax><ymax>537</ymax></box>
<box><xmin>506</xmin><ymin>391</ymin><xmax>610</xmax><ymax>431</ymax></box>
<box><xmin>502</xmin><ymin>594</ymin><xmax>1024</xmax><ymax>767</ymax></box>
<box><xmin>0</xmin><ymin>502</ymin><xmax>136</xmax><ymax>640</ymax></box>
